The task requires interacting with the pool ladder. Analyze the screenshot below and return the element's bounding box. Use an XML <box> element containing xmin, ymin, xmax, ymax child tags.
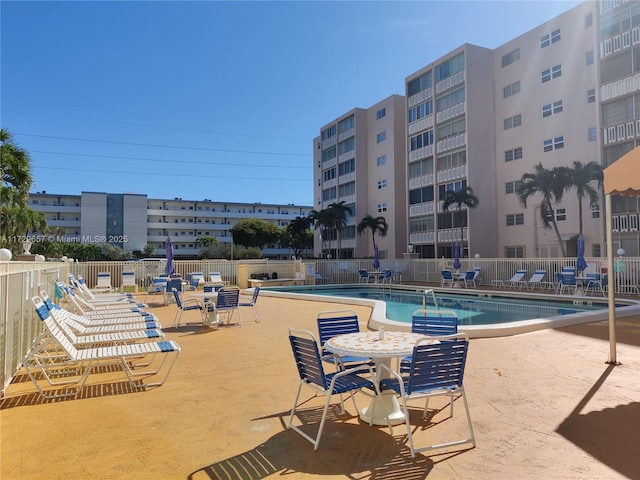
<box><xmin>422</xmin><ymin>289</ymin><xmax>439</xmax><ymax>310</ymax></box>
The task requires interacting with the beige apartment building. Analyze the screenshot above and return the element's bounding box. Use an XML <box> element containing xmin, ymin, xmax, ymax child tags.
<box><xmin>318</xmin><ymin>0</ymin><xmax>638</xmax><ymax>260</ymax></box>
<box><xmin>313</xmin><ymin>94</ymin><xmax>407</xmax><ymax>260</ymax></box>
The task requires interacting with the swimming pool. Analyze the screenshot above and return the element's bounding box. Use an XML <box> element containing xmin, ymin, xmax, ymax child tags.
<box><xmin>261</xmin><ymin>284</ymin><xmax>640</xmax><ymax>337</ymax></box>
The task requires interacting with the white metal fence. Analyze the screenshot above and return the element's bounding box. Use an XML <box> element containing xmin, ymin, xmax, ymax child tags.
<box><xmin>2</xmin><ymin>257</ymin><xmax>639</xmax><ymax>395</ymax></box>
<box><xmin>1</xmin><ymin>262</ymin><xmax>69</xmax><ymax>395</ymax></box>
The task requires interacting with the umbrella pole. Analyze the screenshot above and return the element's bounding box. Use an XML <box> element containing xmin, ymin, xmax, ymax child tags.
<box><xmin>605</xmin><ymin>194</ymin><xmax>619</xmax><ymax>365</ymax></box>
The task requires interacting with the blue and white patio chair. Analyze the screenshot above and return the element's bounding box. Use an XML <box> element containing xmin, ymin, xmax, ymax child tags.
<box><xmin>492</xmin><ymin>270</ymin><xmax>527</xmax><ymax>289</ymax></box>
<box><xmin>441</xmin><ymin>270</ymin><xmax>455</xmax><ymax>287</ymax></box>
<box><xmin>239</xmin><ymin>286</ymin><xmax>261</xmax><ymax>323</ymax></box>
<box><xmin>205</xmin><ymin>288</ymin><xmax>240</xmax><ymax>327</ymax></box>
<box><xmin>585</xmin><ymin>273</ymin><xmax>607</xmax><ymax>297</ymax></box>
<box><xmin>460</xmin><ymin>270</ymin><xmax>478</xmax><ymax>288</ymax></box>
<box><xmin>399</xmin><ymin>309</ymin><xmax>458</xmax><ymax>373</ymax></box>
<box><xmin>379</xmin><ymin>333</ymin><xmax>476</xmax><ymax>458</ymax></box>
<box><xmin>558</xmin><ymin>273</ymin><xmax>578</xmax><ymax>295</ymax></box>
<box><xmin>172</xmin><ymin>288</ymin><xmax>205</xmax><ymax>328</ymax></box>
<box><xmin>358</xmin><ymin>269</ymin><xmax>374</xmax><ymax>283</ymax></box>
<box><xmin>316</xmin><ymin>310</ymin><xmax>373</xmax><ymax>371</ymax></box>
<box><xmin>287</xmin><ymin>328</ymin><xmax>380</xmax><ymax>451</ymax></box>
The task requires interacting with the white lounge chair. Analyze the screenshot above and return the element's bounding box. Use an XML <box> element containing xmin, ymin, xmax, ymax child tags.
<box><xmin>492</xmin><ymin>270</ymin><xmax>527</xmax><ymax>289</ymax></box>
<box><xmin>27</xmin><ymin>296</ymin><xmax>180</xmax><ymax>399</ymax></box>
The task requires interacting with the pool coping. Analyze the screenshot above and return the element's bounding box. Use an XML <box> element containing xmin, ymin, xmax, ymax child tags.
<box><xmin>257</xmin><ymin>283</ymin><xmax>640</xmax><ymax>338</ymax></box>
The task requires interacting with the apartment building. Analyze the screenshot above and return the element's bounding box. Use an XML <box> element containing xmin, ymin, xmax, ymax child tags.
<box><xmin>404</xmin><ymin>2</ymin><xmax>605</xmax><ymax>260</ymax></box>
<box><xmin>313</xmin><ymin>94</ymin><xmax>407</xmax><ymax>260</ymax></box>
<box><xmin>598</xmin><ymin>0</ymin><xmax>640</xmax><ymax>257</ymax></box>
<box><xmin>28</xmin><ymin>191</ymin><xmax>312</xmax><ymax>259</ymax></box>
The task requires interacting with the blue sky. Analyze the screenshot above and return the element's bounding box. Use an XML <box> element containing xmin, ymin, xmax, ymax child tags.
<box><xmin>2</xmin><ymin>0</ymin><xmax>581</xmax><ymax>206</ymax></box>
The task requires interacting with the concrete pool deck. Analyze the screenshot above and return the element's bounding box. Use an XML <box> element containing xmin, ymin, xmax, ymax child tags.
<box><xmin>1</xmin><ymin>292</ymin><xmax>639</xmax><ymax>479</ymax></box>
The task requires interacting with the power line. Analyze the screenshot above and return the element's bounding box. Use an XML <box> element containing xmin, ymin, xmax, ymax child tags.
<box><xmin>32</xmin><ymin>165</ymin><xmax>310</xmax><ymax>181</ymax></box>
<box><xmin>30</xmin><ymin>150</ymin><xmax>311</xmax><ymax>169</ymax></box>
<box><xmin>4</xmin><ymin>109</ymin><xmax>298</xmax><ymax>141</ymax></box>
<box><xmin>15</xmin><ymin>132</ymin><xmax>311</xmax><ymax>157</ymax></box>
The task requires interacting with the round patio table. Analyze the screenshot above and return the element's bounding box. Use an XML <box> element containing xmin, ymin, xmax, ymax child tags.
<box><xmin>325</xmin><ymin>330</ymin><xmax>433</xmax><ymax>426</ymax></box>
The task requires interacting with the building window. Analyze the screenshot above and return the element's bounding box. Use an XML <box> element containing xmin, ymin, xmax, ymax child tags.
<box><xmin>377</xmin><ymin>155</ymin><xmax>387</xmax><ymax>167</ymax></box>
<box><xmin>501</xmin><ymin>48</ymin><xmax>520</xmax><ymax>67</ymax></box>
<box><xmin>504</xmin><ymin>114</ymin><xmax>522</xmax><ymax>130</ymax></box>
<box><xmin>338</xmin><ymin>115</ymin><xmax>355</xmax><ymax>133</ymax></box>
<box><xmin>586</xmin><ymin>50</ymin><xmax>594</xmax><ymax>65</ymax></box>
<box><xmin>338</xmin><ymin>137</ymin><xmax>355</xmax><ymax>154</ymax></box>
<box><xmin>338</xmin><ymin>158</ymin><xmax>355</xmax><ymax>176</ymax></box>
<box><xmin>543</xmin><ymin>136</ymin><xmax>564</xmax><ymax>152</ymax></box>
<box><xmin>591</xmin><ymin>203</ymin><xmax>600</xmax><ymax>219</ymax></box>
<box><xmin>505</xmin><ymin>246</ymin><xmax>525</xmax><ymax>258</ymax></box>
<box><xmin>410</xmin><ymin>130</ymin><xmax>434</xmax><ymax>151</ymax></box>
<box><xmin>588</xmin><ymin>127</ymin><xmax>597</xmax><ymax>142</ymax></box>
<box><xmin>376</xmin><ymin>108</ymin><xmax>386</xmax><ymax>119</ymax></box>
<box><xmin>506</xmin><ymin>213</ymin><xmax>524</xmax><ymax>226</ymax></box>
<box><xmin>321</xmin><ymin>125</ymin><xmax>336</xmax><ymax>140</ymax></box>
<box><xmin>503</xmin><ymin>81</ymin><xmax>521</xmax><ymax>98</ymax></box>
<box><xmin>585</xmin><ymin>12</ymin><xmax>593</xmax><ymax>27</ymax></box>
<box><xmin>377</xmin><ymin>179</ymin><xmax>387</xmax><ymax>189</ymax></box>
<box><xmin>555</xmin><ymin>208</ymin><xmax>566</xmax><ymax>221</ymax></box>
<box><xmin>541</xmin><ymin>64</ymin><xmax>562</xmax><ymax>83</ymax></box>
<box><xmin>407</xmin><ymin>71</ymin><xmax>432</xmax><ymax>97</ymax></box>
<box><xmin>338</xmin><ymin>181</ymin><xmax>355</xmax><ymax>197</ymax></box>
<box><xmin>377</xmin><ymin>203</ymin><xmax>387</xmax><ymax>213</ymax></box>
<box><xmin>322</xmin><ymin>187</ymin><xmax>337</xmax><ymax>201</ymax></box>
<box><xmin>323</xmin><ymin>167</ymin><xmax>336</xmax><ymax>182</ymax></box>
<box><xmin>542</xmin><ymin>100</ymin><xmax>563</xmax><ymax>117</ymax></box>
<box><xmin>540</xmin><ymin>28</ymin><xmax>561</xmax><ymax>48</ymax></box>
<box><xmin>377</xmin><ymin>131</ymin><xmax>387</xmax><ymax>143</ymax></box>
<box><xmin>505</xmin><ymin>180</ymin><xmax>521</xmax><ymax>194</ymax></box>
<box><xmin>505</xmin><ymin>147</ymin><xmax>523</xmax><ymax>162</ymax></box>
<box><xmin>408</xmin><ymin>99</ymin><xmax>433</xmax><ymax>123</ymax></box>
<box><xmin>587</xmin><ymin>88</ymin><xmax>596</xmax><ymax>103</ymax></box>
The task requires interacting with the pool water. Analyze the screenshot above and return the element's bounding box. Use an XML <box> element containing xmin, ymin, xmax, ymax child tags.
<box><xmin>268</xmin><ymin>286</ymin><xmax>608</xmax><ymax>325</ymax></box>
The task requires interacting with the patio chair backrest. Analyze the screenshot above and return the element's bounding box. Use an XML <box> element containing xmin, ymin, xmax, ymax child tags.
<box><xmin>406</xmin><ymin>334</ymin><xmax>469</xmax><ymax>395</ymax></box>
<box><xmin>216</xmin><ymin>288</ymin><xmax>239</xmax><ymax>308</ymax></box>
<box><xmin>289</xmin><ymin>330</ymin><xmax>328</xmax><ymax>389</ymax></box>
<box><xmin>316</xmin><ymin>310</ymin><xmax>360</xmax><ymax>348</ymax></box>
<box><xmin>441</xmin><ymin>270</ymin><xmax>453</xmax><ymax>280</ymax></box>
<box><xmin>167</xmin><ymin>278</ymin><xmax>182</xmax><ymax>292</ymax></box>
<box><xmin>411</xmin><ymin>309</ymin><xmax>458</xmax><ymax>337</ymax></box>
<box><xmin>122</xmin><ymin>271</ymin><xmax>136</xmax><ymax>286</ymax></box>
<box><xmin>560</xmin><ymin>273</ymin><xmax>577</xmax><ymax>286</ymax></box>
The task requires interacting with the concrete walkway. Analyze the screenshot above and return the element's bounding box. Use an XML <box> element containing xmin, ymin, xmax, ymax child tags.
<box><xmin>1</xmin><ymin>292</ymin><xmax>639</xmax><ymax>479</ymax></box>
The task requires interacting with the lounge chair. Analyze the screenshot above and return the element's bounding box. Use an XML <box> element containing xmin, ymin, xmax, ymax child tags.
<box><xmin>91</xmin><ymin>272</ymin><xmax>114</xmax><ymax>293</ymax></box>
<box><xmin>287</xmin><ymin>328</ymin><xmax>380</xmax><ymax>451</ymax></box>
<box><xmin>492</xmin><ymin>270</ymin><xmax>527</xmax><ymax>289</ymax></box>
<box><xmin>379</xmin><ymin>333</ymin><xmax>476</xmax><ymax>458</ymax></box>
<box><xmin>526</xmin><ymin>270</ymin><xmax>547</xmax><ymax>290</ymax></box>
<box><xmin>26</xmin><ymin>296</ymin><xmax>180</xmax><ymax>399</ymax></box>
<box><xmin>208</xmin><ymin>272</ymin><xmax>227</xmax><ymax>286</ymax></box>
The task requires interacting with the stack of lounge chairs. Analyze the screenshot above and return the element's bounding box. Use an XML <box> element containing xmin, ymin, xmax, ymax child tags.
<box><xmin>22</xmin><ymin>283</ymin><xmax>180</xmax><ymax>400</ymax></box>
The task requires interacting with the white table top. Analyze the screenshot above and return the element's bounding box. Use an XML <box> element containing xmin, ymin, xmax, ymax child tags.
<box><xmin>190</xmin><ymin>292</ymin><xmax>219</xmax><ymax>300</ymax></box>
<box><xmin>325</xmin><ymin>331</ymin><xmax>433</xmax><ymax>359</ymax></box>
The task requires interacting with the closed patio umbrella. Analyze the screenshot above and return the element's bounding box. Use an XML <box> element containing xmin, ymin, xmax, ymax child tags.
<box><xmin>576</xmin><ymin>234</ymin><xmax>587</xmax><ymax>274</ymax></box>
<box><xmin>453</xmin><ymin>242</ymin><xmax>461</xmax><ymax>271</ymax></box>
<box><xmin>164</xmin><ymin>236</ymin><xmax>175</xmax><ymax>276</ymax></box>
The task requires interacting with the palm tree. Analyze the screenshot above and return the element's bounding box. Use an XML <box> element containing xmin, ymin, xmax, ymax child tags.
<box><xmin>517</xmin><ymin>162</ymin><xmax>571</xmax><ymax>257</ymax></box>
<box><xmin>441</xmin><ymin>186</ymin><xmax>479</xmax><ymax>255</ymax></box>
<box><xmin>568</xmin><ymin>161</ymin><xmax>603</xmax><ymax>236</ymax></box>
<box><xmin>326</xmin><ymin>201</ymin><xmax>353</xmax><ymax>259</ymax></box>
<box><xmin>309</xmin><ymin>208</ymin><xmax>332</xmax><ymax>258</ymax></box>
<box><xmin>357</xmin><ymin>215</ymin><xmax>389</xmax><ymax>253</ymax></box>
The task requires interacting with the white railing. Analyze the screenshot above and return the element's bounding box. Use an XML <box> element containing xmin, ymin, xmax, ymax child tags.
<box><xmin>1</xmin><ymin>262</ymin><xmax>69</xmax><ymax>395</ymax></box>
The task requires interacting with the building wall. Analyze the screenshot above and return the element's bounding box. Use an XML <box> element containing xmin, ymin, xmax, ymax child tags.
<box><xmin>598</xmin><ymin>0</ymin><xmax>640</xmax><ymax>257</ymax></box>
<box><xmin>29</xmin><ymin>192</ymin><xmax>312</xmax><ymax>258</ymax></box>
<box><xmin>313</xmin><ymin>95</ymin><xmax>407</xmax><ymax>259</ymax></box>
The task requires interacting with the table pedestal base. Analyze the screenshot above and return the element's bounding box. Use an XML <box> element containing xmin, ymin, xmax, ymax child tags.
<box><xmin>360</xmin><ymin>393</ymin><xmax>405</xmax><ymax>426</ymax></box>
